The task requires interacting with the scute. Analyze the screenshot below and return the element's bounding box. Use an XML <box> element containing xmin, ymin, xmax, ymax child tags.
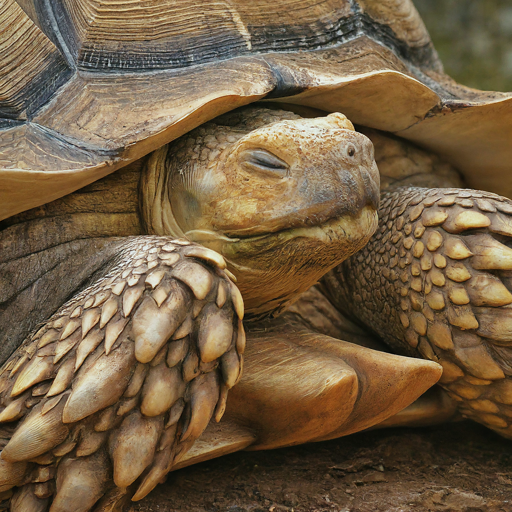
<box><xmin>1</xmin><ymin>0</ymin><xmax>512</xmax><ymax>221</ymax></box>
<box><xmin>0</xmin><ymin>0</ymin><xmax>71</xmax><ymax>119</ymax></box>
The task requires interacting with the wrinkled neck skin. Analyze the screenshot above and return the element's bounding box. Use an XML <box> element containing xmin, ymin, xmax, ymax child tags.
<box><xmin>141</xmin><ymin>107</ymin><xmax>380</xmax><ymax>318</ymax></box>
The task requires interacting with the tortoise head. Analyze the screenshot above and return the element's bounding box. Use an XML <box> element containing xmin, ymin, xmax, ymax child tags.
<box><xmin>141</xmin><ymin>107</ymin><xmax>379</xmax><ymax>316</ymax></box>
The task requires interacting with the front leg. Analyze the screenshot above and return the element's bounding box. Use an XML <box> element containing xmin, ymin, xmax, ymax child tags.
<box><xmin>328</xmin><ymin>187</ymin><xmax>512</xmax><ymax>439</ymax></box>
<box><xmin>0</xmin><ymin>236</ymin><xmax>243</xmax><ymax>511</ymax></box>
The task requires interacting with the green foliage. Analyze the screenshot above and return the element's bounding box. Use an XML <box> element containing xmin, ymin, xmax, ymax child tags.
<box><xmin>414</xmin><ymin>0</ymin><xmax>512</xmax><ymax>92</ymax></box>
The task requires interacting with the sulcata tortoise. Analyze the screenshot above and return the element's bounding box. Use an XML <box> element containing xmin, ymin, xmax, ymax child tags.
<box><xmin>1</xmin><ymin>0</ymin><xmax>512</xmax><ymax>510</ymax></box>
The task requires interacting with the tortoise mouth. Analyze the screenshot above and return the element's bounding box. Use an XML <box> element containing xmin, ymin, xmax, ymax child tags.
<box><xmin>209</xmin><ymin>205</ymin><xmax>379</xmax><ymax>258</ymax></box>
<box><xmin>185</xmin><ymin>205</ymin><xmax>378</xmax><ymax>251</ymax></box>
<box><xmin>226</xmin><ymin>198</ymin><xmax>378</xmax><ymax>242</ymax></box>
<box><xmin>216</xmin><ymin>189</ymin><xmax>379</xmax><ymax>241</ymax></box>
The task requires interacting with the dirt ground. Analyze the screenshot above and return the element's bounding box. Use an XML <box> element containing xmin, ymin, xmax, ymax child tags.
<box><xmin>132</xmin><ymin>421</ymin><xmax>512</xmax><ymax>512</ymax></box>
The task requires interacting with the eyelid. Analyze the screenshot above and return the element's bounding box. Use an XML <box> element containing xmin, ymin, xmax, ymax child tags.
<box><xmin>241</xmin><ymin>149</ymin><xmax>289</xmax><ymax>177</ymax></box>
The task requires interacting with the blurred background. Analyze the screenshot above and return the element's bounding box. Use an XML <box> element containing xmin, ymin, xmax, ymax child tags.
<box><xmin>413</xmin><ymin>0</ymin><xmax>512</xmax><ymax>92</ymax></box>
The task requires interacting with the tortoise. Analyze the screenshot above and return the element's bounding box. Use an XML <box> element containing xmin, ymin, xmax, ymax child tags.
<box><xmin>2</xmin><ymin>0</ymin><xmax>512</xmax><ymax>510</ymax></box>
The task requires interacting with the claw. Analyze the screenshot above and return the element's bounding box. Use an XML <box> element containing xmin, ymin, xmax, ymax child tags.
<box><xmin>131</xmin><ymin>444</ymin><xmax>174</xmax><ymax>502</ymax></box>
<box><xmin>221</xmin><ymin>348</ymin><xmax>240</xmax><ymax>389</ymax></box>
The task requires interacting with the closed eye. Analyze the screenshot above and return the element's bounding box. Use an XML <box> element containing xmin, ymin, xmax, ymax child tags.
<box><xmin>241</xmin><ymin>149</ymin><xmax>289</xmax><ymax>178</ymax></box>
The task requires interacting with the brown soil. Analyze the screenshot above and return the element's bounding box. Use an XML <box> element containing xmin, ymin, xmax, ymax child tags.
<box><xmin>132</xmin><ymin>422</ymin><xmax>512</xmax><ymax>512</ymax></box>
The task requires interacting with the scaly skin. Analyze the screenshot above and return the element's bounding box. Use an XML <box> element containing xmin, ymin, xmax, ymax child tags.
<box><xmin>324</xmin><ymin>186</ymin><xmax>512</xmax><ymax>438</ymax></box>
<box><xmin>0</xmin><ymin>108</ymin><xmax>383</xmax><ymax>511</ymax></box>
<box><xmin>0</xmin><ymin>237</ymin><xmax>243</xmax><ymax>510</ymax></box>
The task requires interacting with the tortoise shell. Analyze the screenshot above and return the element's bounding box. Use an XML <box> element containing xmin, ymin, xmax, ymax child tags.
<box><xmin>2</xmin><ymin>0</ymin><xmax>512</xmax><ymax>220</ymax></box>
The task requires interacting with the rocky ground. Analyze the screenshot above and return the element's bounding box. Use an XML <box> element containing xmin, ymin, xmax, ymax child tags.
<box><xmin>133</xmin><ymin>421</ymin><xmax>512</xmax><ymax>512</ymax></box>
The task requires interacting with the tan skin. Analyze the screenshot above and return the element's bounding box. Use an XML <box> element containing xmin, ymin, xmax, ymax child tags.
<box><xmin>0</xmin><ymin>108</ymin><xmax>444</xmax><ymax>511</ymax></box>
<box><xmin>150</xmin><ymin>110</ymin><xmax>380</xmax><ymax>315</ymax></box>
